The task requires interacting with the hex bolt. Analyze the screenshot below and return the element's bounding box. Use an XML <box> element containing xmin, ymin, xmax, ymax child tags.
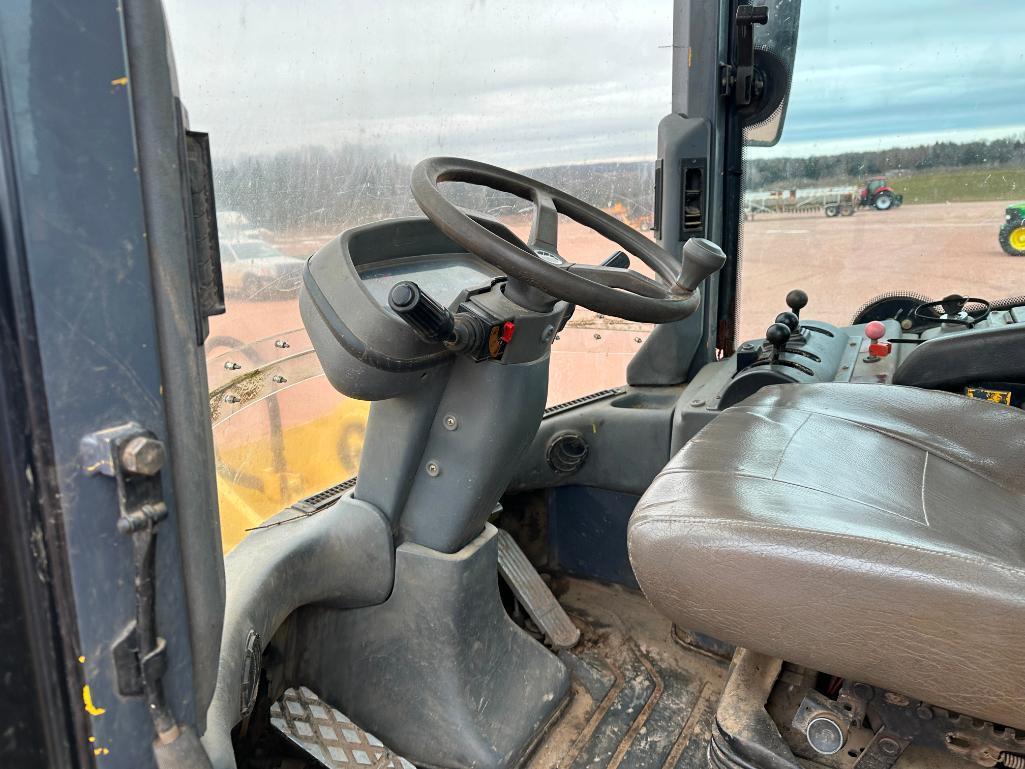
<box><xmin>224</xmin><ymin>361</ymin><xmax>242</xmax><ymax>370</ymax></box>
<box><xmin>740</xmin><ymin>342</ymin><xmax>755</xmax><ymax>352</ymax></box>
<box><xmin>271</xmin><ymin>375</ymin><xmax>287</xmax><ymax>384</ymax></box>
<box><xmin>425</xmin><ymin>461</ymin><xmax>440</xmax><ymax>477</ymax></box>
<box><xmin>634</xmin><ymin>337</ymin><xmax>642</xmax><ymax>343</ymax></box>
<box><xmin>443</xmin><ymin>415</ymin><xmax>458</xmax><ymax>431</ymax></box>
<box><xmin>120</xmin><ymin>436</ymin><xmax>165</xmax><ymax>476</ymax></box>
<box><xmin>274</xmin><ymin>339</ymin><xmax>290</xmax><ymax>349</ymax></box>
<box><xmin>593</xmin><ymin>333</ymin><xmax>602</xmax><ymax>340</ymax></box>
<box><xmin>690</xmin><ymin>398</ymin><xmax>706</xmax><ymax>407</ymax></box>
<box><xmin>223</xmin><ymin>394</ymin><xmax>241</xmax><ymax>404</ymax></box>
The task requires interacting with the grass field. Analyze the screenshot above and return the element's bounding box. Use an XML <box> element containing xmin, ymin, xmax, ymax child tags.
<box><xmin>890</xmin><ymin>166</ymin><xmax>1025</xmax><ymax>205</ymax></box>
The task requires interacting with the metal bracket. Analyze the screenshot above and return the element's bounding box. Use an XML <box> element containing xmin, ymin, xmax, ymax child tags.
<box><xmin>721</xmin><ymin>5</ymin><xmax>768</xmax><ymax>106</ymax></box>
<box><xmin>80</xmin><ymin>422</ymin><xmax>176</xmax><ymax>735</ymax></box>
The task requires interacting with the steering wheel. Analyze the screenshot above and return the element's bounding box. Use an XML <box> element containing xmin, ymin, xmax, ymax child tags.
<box><xmin>410</xmin><ymin>157</ymin><xmax>726</xmax><ymax>324</ymax></box>
<box><xmin>913</xmin><ymin>294</ymin><xmax>991</xmax><ymax>328</ymax></box>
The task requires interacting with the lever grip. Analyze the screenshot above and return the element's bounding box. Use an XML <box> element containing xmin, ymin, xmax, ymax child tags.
<box><xmin>676</xmin><ymin>238</ymin><xmax>727</xmax><ymax>292</ymax></box>
<box><xmin>388</xmin><ymin>280</ymin><xmax>456</xmax><ymax>344</ymax></box>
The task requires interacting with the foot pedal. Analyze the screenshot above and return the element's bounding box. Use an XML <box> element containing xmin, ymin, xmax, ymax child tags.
<box><xmin>496</xmin><ymin>528</ymin><xmax>580</xmax><ymax>649</ymax></box>
<box><xmin>270</xmin><ymin>686</ymin><xmax>416</xmax><ymax>768</ymax></box>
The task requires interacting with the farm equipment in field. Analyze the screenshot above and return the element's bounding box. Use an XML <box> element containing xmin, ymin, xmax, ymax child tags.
<box><xmin>858</xmin><ymin>176</ymin><xmax>903</xmax><ymax>210</ymax></box>
<box><xmin>744</xmin><ymin>186</ymin><xmax>859</xmax><ymax>218</ymax></box>
<box><xmin>1000</xmin><ymin>202</ymin><xmax>1025</xmax><ymax>256</ymax></box>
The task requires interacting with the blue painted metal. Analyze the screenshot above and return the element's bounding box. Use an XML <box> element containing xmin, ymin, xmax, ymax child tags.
<box><xmin>0</xmin><ymin>2</ymin><xmax>200</xmax><ymax>766</ymax></box>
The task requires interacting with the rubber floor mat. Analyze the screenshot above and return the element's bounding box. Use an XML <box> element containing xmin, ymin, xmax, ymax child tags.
<box><xmin>524</xmin><ymin>578</ymin><xmax>728</xmax><ymax>769</ymax></box>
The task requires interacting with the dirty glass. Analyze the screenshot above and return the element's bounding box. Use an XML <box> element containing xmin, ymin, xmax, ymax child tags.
<box><xmin>163</xmin><ymin>0</ymin><xmax>673</xmax><ymax>552</ymax></box>
<box><xmin>737</xmin><ymin>0</ymin><xmax>1025</xmax><ymax>345</ymax></box>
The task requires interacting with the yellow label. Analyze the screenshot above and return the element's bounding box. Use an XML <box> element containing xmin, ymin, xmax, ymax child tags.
<box><xmin>964</xmin><ymin>386</ymin><xmax>1012</xmax><ymax>405</ymax></box>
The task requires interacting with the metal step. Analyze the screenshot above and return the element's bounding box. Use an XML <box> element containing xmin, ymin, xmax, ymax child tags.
<box><xmin>270</xmin><ymin>686</ymin><xmax>416</xmax><ymax>769</ymax></box>
<box><xmin>496</xmin><ymin>528</ymin><xmax>580</xmax><ymax>650</ymax></box>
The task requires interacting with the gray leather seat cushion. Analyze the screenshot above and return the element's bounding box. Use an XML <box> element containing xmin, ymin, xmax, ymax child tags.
<box><xmin>629</xmin><ymin>383</ymin><xmax>1025</xmax><ymax>730</ymax></box>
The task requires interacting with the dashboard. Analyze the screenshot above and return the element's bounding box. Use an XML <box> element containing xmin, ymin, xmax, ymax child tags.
<box><xmin>670</xmin><ymin>291</ymin><xmax>1025</xmax><ymax>452</ymax></box>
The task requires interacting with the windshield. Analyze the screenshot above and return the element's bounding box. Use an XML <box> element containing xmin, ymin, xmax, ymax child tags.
<box><xmin>738</xmin><ymin>0</ymin><xmax>1025</xmax><ymax>344</ymax></box>
<box><xmin>229</xmin><ymin>241</ymin><xmax>286</xmax><ymax>260</ymax></box>
<box><xmin>164</xmin><ymin>0</ymin><xmax>674</xmax><ymax>551</ymax></box>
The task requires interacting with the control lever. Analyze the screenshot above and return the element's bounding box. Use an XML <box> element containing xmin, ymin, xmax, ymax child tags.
<box><xmin>775</xmin><ymin>311</ymin><xmax>799</xmax><ymax>333</ymax></box>
<box><xmin>765</xmin><ymin>322</ymin><xmax>791</xmax><ymax>363</ymax></box>
<box><xmin>388</xmin><ymin>281</ymin><xmax>457</xmax><ymax>344</ymax></box>
<box><xmin>786</xmin><ymin>289</ymin><xmax>808</xmax><ymax>318</ymax></box>
<box><xmin>676</xmin><ymin>238</ymin><xmax>728</xmax><ymax>292</ymax></box>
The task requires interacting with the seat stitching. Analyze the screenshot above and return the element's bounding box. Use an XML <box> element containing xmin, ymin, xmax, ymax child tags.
<box><xmin>770</xmin><ymin>412</ymin><xmax>811</xmax><ymax>480</ymax></box>
<box><xmin>653</xmin><ymin>467</ymin><xmax>930</xmax><ymax>526</ymax></box>
<box><xmin>921</xmin><ymin>451</ymin><xmax>930</xmax><ymax>527</ymax></box>
<box><xmin>631</xmin><ymin>510</ymin><xmax>1025</xmax><ymax>582</ymax></box>
<box><xmin>726</xmin><ymin>403</ymin><xmax>1023</xmax><ymax>496</ymax></box>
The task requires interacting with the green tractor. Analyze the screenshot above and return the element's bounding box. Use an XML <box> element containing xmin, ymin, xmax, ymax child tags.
<box><xmin>1000</xmin><ymin>202</ymin><xmax>1025</xmax><ymax>256</ymax></box>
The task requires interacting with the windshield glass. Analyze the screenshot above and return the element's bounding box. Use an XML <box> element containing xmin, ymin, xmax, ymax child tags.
<box><xmin>164</xmin><ymin>0</ymin><xmax>673</xmax><ymax>552</ymax></box>
<box><xmin>738</xmin><ymin>0</ymin><xmax>1025</xmax><ymax>344</ymax></box>
<box><xmin>229</xmin><ymin>241</ymin><xmax>286</xmax><ymax>260</ymax></box>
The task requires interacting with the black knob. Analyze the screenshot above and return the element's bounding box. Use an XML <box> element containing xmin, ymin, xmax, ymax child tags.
<box><xmin>388</xmin><ymin>280</ymin><xmax>455</xmax><ymax>344</ymax></box>
<box><xmin>765</xmin><ymin>322</ymin><xmax>791</xmax><ymax>362</ymax></box>
<box><xmin>785</xmin><ymin>289</ymin><xmax>809</xmax><ymax>317</ymax></box>
<box><xmin>940</xmin><ymin>293</ymin><xmax>967</xmax><ymax>316</ymax></box>
<box><xmin>775</xmin><ymin>311</ymin><xmax>800</xmax><ymax>333</ymax></box>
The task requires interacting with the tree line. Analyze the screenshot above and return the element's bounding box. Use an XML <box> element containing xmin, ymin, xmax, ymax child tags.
<box><xmin>211</xmin><ymin>134</ymin><xmax>1024</xmax><ymax>234</ymax></box>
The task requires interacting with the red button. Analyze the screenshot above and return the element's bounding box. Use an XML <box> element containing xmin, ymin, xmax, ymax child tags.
<box><xmin>500</xmin><ymin>321</ymin><xmax>516</xmax><ymax>344</ymax></box>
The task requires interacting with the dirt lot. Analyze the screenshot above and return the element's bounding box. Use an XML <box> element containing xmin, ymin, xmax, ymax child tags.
<box><xmin>736</xmin><ymin>199</ymin><xmax>1018</xmax><ymax>342</ymax></box>
<box><xmin>209</xmin><ymin>199</ymin><xmax>1020</xmax><ymax>405</ymax></box>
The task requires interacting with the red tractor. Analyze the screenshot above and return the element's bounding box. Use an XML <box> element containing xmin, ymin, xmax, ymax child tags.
<box><xmin>858</xmin><ymin>176</ymin><xmax>903</xmax><ymax>210</ymax></box>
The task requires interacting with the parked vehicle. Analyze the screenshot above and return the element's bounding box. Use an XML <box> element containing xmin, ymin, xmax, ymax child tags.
<box><xmin>999</xmin><ymin>202</ymin><xmax>1025</xmax><ymax>256</ymax></box>
<box><xmin>219</xmin><ymin>238</ymin><xmax>304</xmax><ymax>298</ymax></box>
<box><xmin>745</xmin><ymin>186</ymin><xmax>858</xmax><ymax>218</ymax></box>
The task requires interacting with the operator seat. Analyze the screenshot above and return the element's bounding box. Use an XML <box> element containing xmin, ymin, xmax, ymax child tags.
<box><xmin>628</xmin><ymin>383</ymin><xmax>1025</xmax><ymax>730</ymax></box>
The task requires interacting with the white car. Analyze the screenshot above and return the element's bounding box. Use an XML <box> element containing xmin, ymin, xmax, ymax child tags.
<box><xmin>219</xmin><ymin>238</ymin><xmax>304</xmax><ymax>299</ymax></box>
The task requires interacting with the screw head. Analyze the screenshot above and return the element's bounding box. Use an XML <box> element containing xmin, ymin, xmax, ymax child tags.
<box><xmin>443</xmin><ymin>415</ymin><xmax>458</xmax><ymax>431</ymax></box>
<box><xmin>271</xmin><ymin>374</ymin><xmax>287</xmax><ymax>384</ymax></box>
<box><xmin>120</xmin><ymin>436</ymin><xmax>165</xmax><ymax>476</ymax></box>
<box><xmin>224</xmin><ymin>360</ymin><xmax>242</xmax><ymax>370</ymax></box>
<box><xmin>593</xmin><ymin>333</ymin><xmax>602</xmax><ymax>340</ymax></box>
<box><xmin>274</xmin><ymin>339</ymin><xmax>290</xmax><ymax>348</ymax></box>
<box><xmin>541</xmin><ymin>325</ymin><xmax>556</xmax><ymax>343</ymax></box>
<box><xmin>690</xmin><ymin>398</ymin><xmax>706</xmax><ymax>407</ymax></box>
<box><xmin>425</xmin><ymin>461</ymin><xmax>440</xmax><ymax>477</ymax></box>
<box><xmin>223</xmin><ymin>394</ymin><xmax>241</xmax><ymax>404</ymax></box>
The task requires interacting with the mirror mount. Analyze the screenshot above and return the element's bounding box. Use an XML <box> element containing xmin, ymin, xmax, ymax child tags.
<box><xmin>721</xmin><ymin>5</ymin><xmax>769</xmax><ymax>107</ymax></box>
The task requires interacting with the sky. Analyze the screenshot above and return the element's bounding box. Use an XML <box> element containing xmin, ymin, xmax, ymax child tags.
<box><xmin>162</xmin><ymin>0</ymin><xmax>1025</xmax><ymax>168</ymax></box>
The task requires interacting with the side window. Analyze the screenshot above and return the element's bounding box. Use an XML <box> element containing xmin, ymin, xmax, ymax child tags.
<box><xmin>164</xmin><ymin>0</ymin><xmax>674</xmax><ymax>551</ymax></box>
<box><xmin>738</xmin><ymin>1</ymin><xmax>1025</xmax><ymax>344</ymax></box>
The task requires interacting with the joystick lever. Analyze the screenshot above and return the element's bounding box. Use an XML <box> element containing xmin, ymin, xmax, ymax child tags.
<box><xmin>765</xmin><ymin>322</ymin><xmax>791</xmax><ymax>363</ymax></box>
<box><xmin>785</xmin><ymin>289</ymin><xmax>808</xmax><ymax>319</ymax></box>
<box><xmin>389</xmin><ymin>280</ymin><xmax>457</xmax><ymax>344</ymax></box>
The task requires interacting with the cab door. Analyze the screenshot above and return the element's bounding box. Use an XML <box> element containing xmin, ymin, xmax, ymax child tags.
<box><xmin>0</xmin><ymin>2</ymin><xmax>222</xmax><ymax>767</ymax></box>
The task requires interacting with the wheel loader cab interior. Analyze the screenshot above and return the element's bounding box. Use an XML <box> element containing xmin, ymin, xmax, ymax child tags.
<box><xmin>10</xmin><ymin>3</ymin><xmax>1025</xmax><ymax>769</ymax></box>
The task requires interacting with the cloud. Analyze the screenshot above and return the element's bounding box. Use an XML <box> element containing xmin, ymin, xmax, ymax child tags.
<box><xmin>162</xmin><ymin>0</ymin><xmax>1025</xmax><ymax>166</ymax></box>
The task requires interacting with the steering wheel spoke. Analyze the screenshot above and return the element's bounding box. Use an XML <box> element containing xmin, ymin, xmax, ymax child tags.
<box><xmin>566</xmin><ymin>263</ymin><xmax>667</xmax><ymax>299</ymax></box>
<box><xmin>528</xmin><ymin>192</ymin><xmax>559</xmax><ymax>255</ymax></box>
